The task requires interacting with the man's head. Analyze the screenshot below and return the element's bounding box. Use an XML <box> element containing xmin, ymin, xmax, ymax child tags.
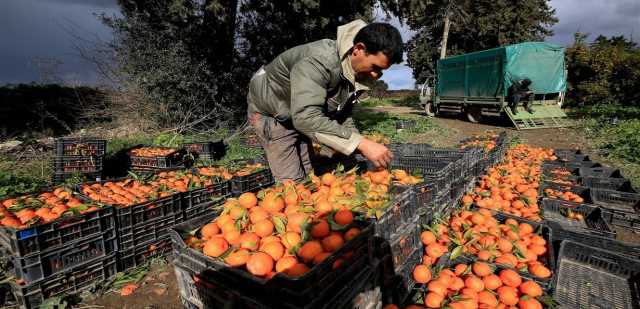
<box><xmin>522</xmin><ymin>78</ymin><xmax>532</xmax><ymax>87</ymax></box>
<box><xmin>350</xmin><ymin>23</ymin><xmax>403</xmax><ymax>81</ymax></box>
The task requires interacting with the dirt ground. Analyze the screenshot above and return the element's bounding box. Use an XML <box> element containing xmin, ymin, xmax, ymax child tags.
<box><xmin>81</xmin><ymin>103</ymin><xmax>637</xmax><ymax>309</ymax></box>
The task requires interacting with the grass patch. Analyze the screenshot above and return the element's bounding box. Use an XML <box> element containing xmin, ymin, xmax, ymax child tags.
<box><xmin>352</xmin><ymin>107</ymin><xmax>442</xmax><ymax>143</ymax></box>
<box><xmin>358</xmin><ymin>95</ymin><xmax>421</xmax><ymax>109</ymax></box>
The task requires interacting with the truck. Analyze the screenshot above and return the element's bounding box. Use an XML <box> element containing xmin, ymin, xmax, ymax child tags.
<box><xmin>419</xmin><ymin>42</ymin><xmax>572</xmax><ymax>129</ymax></box>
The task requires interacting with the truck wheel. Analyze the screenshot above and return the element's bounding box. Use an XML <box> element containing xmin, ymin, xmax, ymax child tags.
<box><xmin>424</xmin><ymin>101</ymin><xmax>436</xmax><ymax>117</ymax></box>
<box><xmin>466</xmin><ymin>106</ymin><xmax>482</xmax><ymax>123</ymax></box>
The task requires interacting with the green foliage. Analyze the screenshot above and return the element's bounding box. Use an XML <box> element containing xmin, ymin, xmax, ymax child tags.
<box><xmin>0</xmin><ymin>171</ymin><xmax>46</xmax><ymax>197</ymax></box>
<box><xmin>594</xmin><ymin>120</ymin><xmax>640</xmax><ymax>164</ymax></box>
<box><xmin>210</xmin><ymin>137</ymin><xmax>264</xmax><ymax>166</ymax></box>
<box><xmin>400</xmin><ymin>0</ymin><xmax>557</xmax><ymax>82</ymax></box>
<box><xmin>352</xmin><ymin>109</ymin><xmax>438</xmax><ymax>143</ymax></box>
<box><xmin>369</xmin><ymin>80</ymin><xmax>389</xmax><ymax>99</ymax></box>
<box><xmin>105</xmin><ymin>134</ymin><xmax>154</xmax><ymax>157</ymax></box>
<box><xmin>153</xmin><ymin>132</ymin><xmax>185</xmax><ymax>148</ymax></box>
<box><xmin>565</xmin><ymin>33</ymin><xmax>639</xmax><ymax>106</ymax></box>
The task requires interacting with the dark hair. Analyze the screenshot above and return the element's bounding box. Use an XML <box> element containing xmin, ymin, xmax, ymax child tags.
<box><xmin>353</xmin><ymin>23</ymin><xmax>404</xmax><ymax>64</ymax></box>
<box><xmin>522</xmin><ymin>78</ymin><xmax>532</xmax><ymax>86</ymax></box>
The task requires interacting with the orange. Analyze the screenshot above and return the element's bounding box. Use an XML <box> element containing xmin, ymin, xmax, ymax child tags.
<box><xmin>528</xmin><ymin>244</ymin><xmax>547</xmax><ymax>256</ymax></box>
<box><xmin>254</xmin><ymin>219</ymin><xmax>275</xmax><ymax>237</ymax></box>
<box><xmin>310</xmin><ymin>219</ymin><xmax>330</xmax><ymax>239</ymax></box>
<box><xmin>464</xmin><ymin>275</ymin><xmax>485</xmax><ymax>292</ymax></box>
<box><xmin>238</xmin><ymin>232</ymin><xmax>260</xmax><ymax>251</ymax></box>
<box><xmin>344</xmin><ymin>227</ymin><xmax>361</xmax><ymax>241</ymax></box>
<box><xmin>454</xmin><ymin>263</ymin><xmax>468</xmax><ymax>276</ymax></box>
<box><xmin>449</xmin><ymin>276</ymin><xmax>465</xmax><ymax>291</ymax></box>
<box><xmin>275</xmin><ymin>256</ymin><xmax>297</xmax><ymax>273</ymax></box>
<box><xmin>425</xmin><ymin>243</ymin><xmax>446</xmax><ymax>258</ymax></box>
<box><xmin>497</xmin><ymin>238</ymin><xmax>513</xmax><ymax>253</ymax></box>
<box><xmin>421</xmin><ymin>231</ymin><xmax>436</xmax><ymax>246</ymax></box>
<box><xmin>499</xmin><ymin>269</ymin><xmax>522</xmax><ymax>287</ymax></box>
<box><xmin>313</xmin><ymin>252</ymin><xmax>331</xmax><ymax>265</ymax></box>
<box><xmin>427</xmin><ymin>281</ymin><xmax>447</xmax><ymax>296</ymax></box>
<box><xmin>297</xmin><ymin>240</ymin><xmax>323</xmax><ymax>263</ymax></box>
<box><xmin>497</xmin><ymin>286</ymin><xmax>519</xmax><ymax>306</ymax></box>
<box><xmin>262</xmin><ymin>193</ymin><xmax>285</xmax><ymax>214</ymax></box>
<box><xmin>321</xmin><ymin>234</ymin><xmax>344</xmax><ymax>252</ymax></box>
<box><xmin>281</xmin><ymin>232</ymin><xmax>302</xmax><ymax>249</ymax></box>
<box><xmin>285</xmin><ymin>263</ymin><xmax>310</xmax><ymax>277</ymax></box>
<box><xmin>224</xmin><ymin>229</ymin><xmax>241</xmax><ymax>246</ymax></box>
<box><xmin>519</xmin><ymin>280</ymin><xmax>543</xmax><ymax>297</ymax></box>
<box><xmin>201</xmin><ymin>223</ymin><xmax>220</xmax><ymax>239</ymax></box>
<box><xmin>529</xmin><ymin>264</ymin><xmax>551</xmax><ymax>278</ymax></box>
<box><xmin>262</xmin><ymin>241</ymin><xmax>285</xmax><ymax>261</ymax></box>
<box><xmin>483</xmin><ymin>274</ymin><xmax>503</xmax><ymax>290</ymax></box>
<box><xmin>229</xmin><ymin>206</ymin><xmax>247</xmax><ymax>220</ymax></box>
<box><xmin>224</xmin><ymin>249</ymin><xmax>250</xmax><ymax>267</ymax></box>
<box><xmin>249</xmin><ymin>207</ymin><xmax>270</xmax><ymax>224</ymax></box>
<box><xmin>518</xmin><ymin>297</ymin><xmax>543</xmax><ymax>309</ymax></box>
<box><xmin>477</xmin><ymin>250</ymin><xmax>493</xmax><ymax>261</ymax></box>
<box><xmin>315</xmin><ymin>200</ymin><xmax>333</xmax><ymax>216</ymax></box>
<box><xmin>203</xmin><ymin>238</ymin><xmax>229</xmax><ymax>257</ymax></box>
<box><xmin>424</xmin><ymin>292</ymin><xmax>444</xmax><ymax>308</ymax></box>
<box><xmin>472</xmin><ymin>262</ymin><xmax>493</xmax><ymax>277</ymax></box>
<box><xmin>518</xmin><ymin>223</ymin><xmax>534</xmax><ymax>236</ymax></box>
<box><xmin>286</xmin><ymin>213</ymin><xmax>309</xmax><ymax>233</ymax></box>
<box><xmin>238</xmin><ymin>192</ymin><xmax>258</xmax><ymax>208</ymax></box>
<box><xmin>470</xmin><ymin>213</ymin><xmax>485</xmax><ymax>225</ymax></box>
<box><xmin>321</xmin><ymin>173</ymin><xmax>336</xmax><ymax>186</ymax></box>
<box><xmin>478</xmin><ymin>290</ymin><xmax>498</xmax><ymax>307</ymax></box>
<box><xmin>259</xmin><ymin>235</ymin><xmax>281</xmax><ymax>249</ymax></box>
<box><xmin>246</xmin><ymin>252</ymin><xmax>274</xmax><ymax>277</ymax></box>
<box><xmin>412</xmin><ymin>265</ymin><xmax>432</xmax><ymax>284</ymax></box>
<box><xmin>334</xmin><ymin>209</ymin><xmax>353</xmax><ymax>226</ymax></box>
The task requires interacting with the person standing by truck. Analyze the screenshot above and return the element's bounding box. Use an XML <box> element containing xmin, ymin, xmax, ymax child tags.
<box><xmin>507</xmin><ymin>78</ymin><xmax>534</xmax><ymax>114</ymax></box>
<box><xmin>246</xmin><ymin>20</ymin><xmax>404</xmax><ymax>182</ymax></box>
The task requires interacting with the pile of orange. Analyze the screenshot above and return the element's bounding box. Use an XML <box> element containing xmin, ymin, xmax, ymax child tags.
<box><xmin>420</xmin><ymin>209</ymin><xmax>552</xmax><ymax>280</ymax></box>
<box><xmin>542</xmin><ymin>187</ymin><xmax>585</xmax><ymax>203</ymax></box>
<box><xmin>397</xmin><ymin>262</ymin><xmax>548</xmax><ymax>308</ymax></box>
<box><xmin>130</xmin><ymin>147</ymin><xmax>177</xmax><ymax>157</ymax></box>
<box><xmin>0</xmin><ymin>187</ymin><xmax>101</xmax><ymax>228</ymax></box>
<box><xmin>458</xmin><ymin>132</ymin><xmax>500</xmax><ymax>152</ymax></box>
<box><xmin>184</xmin><ymin>167</ymin><xmax>421</xmax><ymax>278</ymax></box>
<box><xmin>462</xmin><ymin>144</ymin><xmax>555</xmax><ymax>221</ymax></box>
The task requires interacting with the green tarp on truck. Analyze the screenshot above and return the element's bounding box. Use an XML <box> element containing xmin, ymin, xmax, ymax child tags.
<box><xmin>436</xmin><ymin>42</ymin><xmax>567</xmax><ymax>97</ymax></box>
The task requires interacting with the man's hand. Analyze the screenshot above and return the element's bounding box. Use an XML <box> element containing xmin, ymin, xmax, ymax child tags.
<box><xmin>357</xmin><ymin>138</ymin><xmax>393</xmax><ymax>168</ymax></box>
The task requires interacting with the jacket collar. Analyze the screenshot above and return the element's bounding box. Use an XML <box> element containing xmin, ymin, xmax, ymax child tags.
<box><xmin>337</xmin><ymin>20</ymin><xmax>375</xmax><ymax>92</ymax></box>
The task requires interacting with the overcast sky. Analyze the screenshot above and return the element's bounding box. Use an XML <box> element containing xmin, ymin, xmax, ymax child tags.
<box><xmin>0</xmin><ymin>0</ymin><xmax>638</xmax><ymax>89</ymax></box>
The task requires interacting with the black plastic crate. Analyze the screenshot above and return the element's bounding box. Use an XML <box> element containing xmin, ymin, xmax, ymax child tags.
<box><xmin>591</xmin><ymin>188</ymin><xmax>640</xmax><ymax>215</ymax></box>
<box><xmin>381</xmin><ymin>247</ymin><xmax>421</xmax><ymax>305</ymax></box>
<box><xmin>170</xmin><ymin>212</ymin><xmax>374</xmax><ymax>309</ymax></box>
<box><xmin>388</xmin><ymin>144</ymin><xmax>482</xmax><ymax>180</ymax></box>
<box><xmin>182</xmin><ymin>140</ymin><xmax>225</xmax><ymax>160</ymax></box>
<box><xmin>184</xmin><ymin>200</ymin><xmax>223</xmax><ymax>221</ymax></box>
<box><xmin>413</xmin><ymin>182</ymin><xmax>435</xmax><ymax>221</ymax></box>
<box><xmin>0</xmin><ymin>205</ymin><xmax>115</xmax><ymax>258</ymax></box>
<box><xmin>312</xmin><ymin>154</ymin><xmax>367</xmax><ymax>176</ymax></box>
<box><xmin>544</xmin><ymin>160</ymin><xmax>602</xmax><ymax>169</ymax></box>
<box><xmin>9</xmin><ymin>230</ymin><xmax>117</xmax><ymax>283</ymax></box>
<box><xmin>582</xmin><ymin>176</ymin><xmax>637</xmax><ymax>192</ymax></box>
<box><xmin>552</xmin><ymin>148</ymin><xmax>582</xmax><ymax>159</ymax></box>
<box><xmin>368</xmin><ymin>186</ymin><xmax>415</xmax><ymax>239</ymax></box>
<box><xmin>230</xmin><ymin>167</ymin><xmax>274</xmax><ymax>196</ymax></box>
<box><xmin>117</xmin><ymin>237</ymin><xmax>173</xmax><ymax>272</ymax></box>
<box><xmin>374</xmin><ymin>217</ymin><xmax>420</xmax><ymax>271</ymax></box>
<box><xmin>550</xmin><ymin>151</ymin><xmax>590</xmax><ymax>163</ymax></box>
<box><xmin>389</xmin><ymin>158</ymin><xmax>454</xmax><ymax>196</ymax></box>
<box><xmin>541</xmin><ymin>198</ymin><xmax>615</xmax><ymax>238</ymax></box>
<box><xmin>395</xmin><ymin>120</ymin><xmax>416</xmax><ymax>130</ymax></box>
<box><xmin>117</xmin><ymin>212</ymin><xmax>184</xmax><ymax>251</ymax></box>
<box><xmin>11</xmin><ymin>253</ymin><xmax>117</xmax><ymax>309</ymax></box>
<box><xmin>113</xmin><ymin>192</ymin><xmax>183</xmax><ymax>230</ymax></box>
<box><xmin>182</xmin><ymin>181</ymin><xmax>231</xmax><ymax>210</ymax></box>
<box><xmin>55</xmin><ymin>138</ymin><xmax>106</xmax><ymax>156</ymax></box>
<box><xmin>551</xmin><ymin>228</ymin><xmax>640</xmax><ymax>260</ymax></box>
<box><xmin>553</xmin><ymin>240</ymin><xmax>640</xmax><ymax>309</ymax></box>
<box><xmin>128</xmin><ymin>146</ymin><xmax>187</xmax><ymax>169</ymax></box>
<box><xmin>52</xmin><ymin>171</ymin><xmax>101</xmax><ymax>185</ymax></box>
<box><xmin>53</xmin><ymin>155</ymin><xmax>103</xmax><ymax>173</ymax></box>
<box><xmin>580</xmin><ymin>166</ymin><xmax>624</xmax><ymax>178</ymax></box>
<box><xmin>433</xmin><ymin>191</ymin><xmax>455</xmax><ymax>219</ymax></box>
<box><xmin>176</xmin><ymin>256</ymin><xmax>380</xmax><ymax>309</ymax></box>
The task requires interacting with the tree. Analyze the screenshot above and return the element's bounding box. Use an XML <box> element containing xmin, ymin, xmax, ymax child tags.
<box><xmin>370</xmin><ymin>80</ymin><xmax>389</xmax><ymax>98</ymax></box>
<box><xmin>102</xmin><ymin>0</ymin><xmax>244</xmax><ymax>131</ymax></box>
<box><xmin>400</xmin><ymin>0</ymin><xmax>558</xmax><ymax>83</ymax></box>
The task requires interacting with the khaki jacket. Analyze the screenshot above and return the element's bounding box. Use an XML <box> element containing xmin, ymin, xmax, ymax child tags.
<box><xmin>247</xmin><ymin>20</ymin><xmax>375</xmax><ymax>155</ymax></box>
